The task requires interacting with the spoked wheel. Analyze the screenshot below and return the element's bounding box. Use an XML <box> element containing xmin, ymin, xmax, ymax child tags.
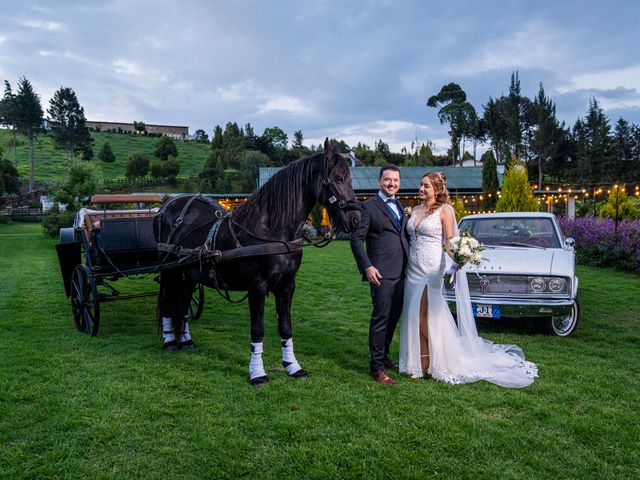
<box><xmin>188</xmin><ymin>283</ymin><xmax>205</xmax><ymax>321</ymax></box>
<box><xmin>539</xmin><ymin>298</ymin><xmax>580</xmax><ymax>337</ymax></box>
<box><xmin>70</xmin><ymin>264</ymin><xmax>100</xmax><ymax>336</ymax></box>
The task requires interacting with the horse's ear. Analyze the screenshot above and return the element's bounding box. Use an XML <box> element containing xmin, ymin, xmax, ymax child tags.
<box><xmin>323</xmin><ymin>138</ymin><xmax>334</xmax><ymax>158</ymax></box>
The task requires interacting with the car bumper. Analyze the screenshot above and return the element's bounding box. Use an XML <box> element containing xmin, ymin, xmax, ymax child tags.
<box><xmin>443</xmin><ymin>295</ymin><xmax>574</xmax><ymax>318</ymax></box>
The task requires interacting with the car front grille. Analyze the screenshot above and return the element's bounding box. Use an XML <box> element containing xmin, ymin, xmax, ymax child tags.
<box><xmin>444</xmin><ymin>274</ymin><xmax>569</xmax><ymax>297</ymax></box>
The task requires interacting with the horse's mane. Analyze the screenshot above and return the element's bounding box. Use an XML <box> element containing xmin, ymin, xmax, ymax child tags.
<box><xmin>232</xmin><ymin>151</ymin><xmax>323</xmax><ymax>228</ymax></box>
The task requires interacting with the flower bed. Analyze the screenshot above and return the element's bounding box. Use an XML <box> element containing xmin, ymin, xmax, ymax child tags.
<box><xmin>557</xmin><ymin>216</ymin><xmax>640</xmax><ymax>273</ymax></box>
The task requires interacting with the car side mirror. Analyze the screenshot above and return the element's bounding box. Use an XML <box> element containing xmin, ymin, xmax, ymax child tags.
<box><xmin>564</xmin><ymin>237</ymin><xmax>575</xmax><ymax>248</ymax></box>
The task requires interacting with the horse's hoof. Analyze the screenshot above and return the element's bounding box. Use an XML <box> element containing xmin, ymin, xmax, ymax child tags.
<box><xmin>250</xmin><ymin>375</ymin><xmax>269</xmax><ymax>388</ymax></box>
<box><xmin>178</xmin><ymin>339</ymin><xmax>195</xmax><ymax>350</ymax></box>
<box><xmin>163</xmin><ymin>340</ymin><xmax>178</xmax><ymax>352</ymax></box>
<box><xmin>290</xmin><ymin>369</ymin><xmax>308</xmax><ymax>379</ymax></box>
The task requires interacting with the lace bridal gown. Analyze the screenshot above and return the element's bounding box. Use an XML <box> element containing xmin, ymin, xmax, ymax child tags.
<box><xmin>399</xmin><ymin>205</ymin><xmax>538</xmax><ymax>388</ymax></box>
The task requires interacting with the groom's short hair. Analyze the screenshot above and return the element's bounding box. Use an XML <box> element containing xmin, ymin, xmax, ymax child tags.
<box><xmin>379</xmin><ymin>164</ymin><xmax>401</xmax><ymax>179</ymax></box>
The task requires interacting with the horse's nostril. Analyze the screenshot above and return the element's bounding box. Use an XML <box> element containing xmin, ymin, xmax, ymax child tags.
<box><xmin>351</xmin><ymin>216</ymin><xmax>360</xmax><ymax>229</ymax></box>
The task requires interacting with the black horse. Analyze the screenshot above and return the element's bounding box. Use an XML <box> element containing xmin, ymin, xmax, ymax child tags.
<box><xmin>153</xmin><ymin>139</ymin><xmax>360</xmax><ymax>385</ymax></box>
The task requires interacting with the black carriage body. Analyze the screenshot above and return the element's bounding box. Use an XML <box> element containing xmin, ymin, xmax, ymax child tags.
<box><xmin>56</xmin><ymin>194</ymin><xmax>205</xmax><ymax>336</ymax></box>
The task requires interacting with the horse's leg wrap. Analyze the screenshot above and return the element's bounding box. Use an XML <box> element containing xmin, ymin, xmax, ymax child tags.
<box><xmin>249</xmin><ymin>342</ymin><xmax>268</xmax><ymax>386</ymax></box>
<box><xmin>162</xmin><ymin>316</ymin><xmax>177</xmax><ymax>351</ymax></box>
<box><xmin>178</xmin><ymin>316</ymin><xmax>194</xmax><ymax>349</ymax></box>
<box><xmin>281</xmin><ymin>338</ymin><xmax>304</xmax><ymax>376</ymax></box>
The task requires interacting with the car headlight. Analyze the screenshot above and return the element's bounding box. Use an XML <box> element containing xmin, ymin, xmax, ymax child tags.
<box><xmin>529</xmin><ymin>277</ymin><xmax>546</xmax><ymax>292</ymax></box>
<box><xmin>548</xmin><ymin>278</ymin><xmax>566</xmax><ymax>293</ymax></box>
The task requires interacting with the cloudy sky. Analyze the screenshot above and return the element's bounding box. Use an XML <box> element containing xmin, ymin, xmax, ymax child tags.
<box><xmin>1</xmin><ymin>0</ymin><xmax>639</xmax><ymax>153</ymax></box>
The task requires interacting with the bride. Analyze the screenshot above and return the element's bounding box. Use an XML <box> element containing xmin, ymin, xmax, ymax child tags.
<box><xmin>398</xmin><ymin>172</ymin><xmax>538</xmax><ymax>388</ymax></box>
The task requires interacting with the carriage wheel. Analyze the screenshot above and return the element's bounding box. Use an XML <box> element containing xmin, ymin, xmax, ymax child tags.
<box><xmin>70</xmin><ymin>264</ymin><xmax>100</xmax><ymax>336</ymax></box>
<box><xmin>188</xmin><ymin>283</ymin><xmax>205</xmax><ymax>321</ymax></box>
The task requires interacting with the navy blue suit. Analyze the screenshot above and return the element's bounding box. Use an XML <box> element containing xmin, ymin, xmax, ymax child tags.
<box><xmin>350</xmin><ymin>195</ymin><xmax>410</xmax><ymax>371</ymax></box>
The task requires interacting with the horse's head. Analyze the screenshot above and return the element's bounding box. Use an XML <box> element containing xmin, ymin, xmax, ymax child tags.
<box><xmin>317</xmin><ymin>139</ymin><xmax>361</xmax><ymax>233</ymax></box>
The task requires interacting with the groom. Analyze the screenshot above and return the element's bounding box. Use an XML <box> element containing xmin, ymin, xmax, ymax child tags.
<box><xmin>350</xmin><ymin>165</ymin><xmax>409</xmax><ymax>384</ymax></box>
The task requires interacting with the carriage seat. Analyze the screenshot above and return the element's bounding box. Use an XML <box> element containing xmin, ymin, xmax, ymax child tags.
<box><xmin>77</xmin><ymin>209</ymin><xmax>159</xmax><ymax>245</ymax></box>
<box><xmin>96</xmin><ymin>217</ymin><xmax>157</xmax><ymax>254</ymax></box>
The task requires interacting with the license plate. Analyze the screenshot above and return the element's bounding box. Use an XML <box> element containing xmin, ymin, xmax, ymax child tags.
<box><xmin>473</xmin><ymin>304</ymin><xmax>501</xmax><ymax>318</ymax></box>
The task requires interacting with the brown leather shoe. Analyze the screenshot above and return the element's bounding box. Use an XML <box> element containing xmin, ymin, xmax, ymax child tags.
<box><xmin>383</xmin><ymin>358</ymin><xmax>398</xmax><ymax>371</ymax></box>
<box><xmin>371</xmin><ymin>370</ymin><xmax>396</xmax><ymax>385</ymax></box>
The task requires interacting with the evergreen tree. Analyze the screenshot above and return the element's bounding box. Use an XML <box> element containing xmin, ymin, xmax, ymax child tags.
<box><xmin>1</xmin><ymin>81</ymin><xmax>18</xmax><ymax>167</ymax></box>
<box><xmin>211</xmin><ymin>125</ymin><xmax>223</xmax><ymax>149</ymax></box>
<box><xmin>613</xmin><ymin>118</ymin><xmax>633</xmax><ymax>178</ymax></box>
<box><xmin>98</xmin><ymin>142</ymin><xmax>116</xmax><ymax>163</ymax></box>
<box><xmin>528</xmin><ymin>83</ymin><xmax>567</xmax><ymax>185</ymax></box>
<box><xmin>14</xmin><ymin>77</ymin><xmax>44</xmax><ymax>191</ymax></box>
<box><xmin>0</xmin><ymin>146</ymin><xmax>20</xmax><ymax>195</ymax></box>
<box><xmin>154</xmin><ymin>135</ymin><xmax>179</xmax><ymax>161</ymax></box>
<box><xmin>495</xmin><ymin>160</ymin><xmax>538</xmax><ymax>212</ymax></box>
<box><xmin>481</xmin><ymin>150</ymin><xmax>499</xmax><ymax>210</ymax></box>
<box><xmin>578</xmin><ymin>99</ymin><xmax>614</xmax><ymax>181</ymax></box>
<box><xmin>125</xmin><ymin>153</ymin><xmax>150</xmax><ymax>178</ymax></box>
<box><xmin>47</xmin><ymin>86</ymin><xmax>93</xmax><ymax>166</ymax></box>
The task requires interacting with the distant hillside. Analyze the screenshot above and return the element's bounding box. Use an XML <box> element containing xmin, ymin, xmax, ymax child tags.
<box><xmin>0</xmin><ymin>129</ymin><xmax>210</xmax><ymax>184</ymax></box>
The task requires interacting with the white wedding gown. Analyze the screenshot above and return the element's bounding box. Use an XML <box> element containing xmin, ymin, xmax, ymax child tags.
<box><xmin>399</xmin><ymin>206</ymin><xmax>538</xmax><ymax>388</ymax></box>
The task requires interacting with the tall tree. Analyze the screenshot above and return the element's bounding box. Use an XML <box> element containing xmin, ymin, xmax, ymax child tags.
<box><xmin>613</xmin><ymin>118</ymin><xmax>633</xmax><ymax>178</ymax></box>
<box><xmin>481</xmin><ymin>150</ymin><xmax>499</xmax><ymax>210</ymax></box>
<box><xmin>194</xmin><ymin>129</ymin><xmax>209</xmax><ymax>143</ymax></box>
<box><xmin>580</xmin><ymin>99</ymin><xmax>614</xmax><ymax>181</ymax></box>
<box><xmin>459</xmin><ymin>102</ymin><xmax>480</xmax><ymax>165</ymax></box>
<box><xmin>427</xmin><ymin>82</ymin><xmax>468</xmax><ymax>165</ymax></box>
<box><xmin>47</xmin><ymin>86</ymin><xmax>93</xmax><ymax>166</ymax></box>
<box><xmin>528</xmin><ymin>83</ymin><xmax>565</xmax><ymax>186</ymax></box>
<box><xmin>14</xmin><ymin>77</ymin><xmax>44</xmax><ymax>191</ymax></box>
<box><xmin>1</xmin><ymin>81</ymin><xmax>18</xmax><ymax>167</ymax></box>
<box><xmin>292</xmin><ymin>130</ymin><xmax>304</xmax><ymax>149</ymax></box>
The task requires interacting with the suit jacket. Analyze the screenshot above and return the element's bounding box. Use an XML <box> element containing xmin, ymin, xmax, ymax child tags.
<box><xmin>350</xmin><ymin>194</ymin><xmax>410</xmax><ymax>280</ymax></box>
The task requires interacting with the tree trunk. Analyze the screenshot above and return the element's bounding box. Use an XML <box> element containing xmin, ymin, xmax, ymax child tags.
<box><xmin>473</xmin><ymin>139</ymin><xmax>477</xmax><ymax>166</ymax></box>
<box><xmin>28</xmin><ymin>135</ymin><xmax>34</xmax><ymax>192</ymax></box>
<box><xmin>12</xmin><ymin>128</ymin><xmax>17</xmax><ymax>168</ymax></box>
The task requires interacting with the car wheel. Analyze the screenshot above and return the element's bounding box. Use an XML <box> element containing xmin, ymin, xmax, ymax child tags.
<box><xmin>540</xmin><ymin>298</ymin><xmax>580</xmax><ymax>337</ymax></box>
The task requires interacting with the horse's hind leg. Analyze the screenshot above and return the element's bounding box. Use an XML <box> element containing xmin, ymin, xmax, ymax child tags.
<box><xmin>177</xmin><ymin>280</ymin><xmax>196</xmax><ymax>350</ymax></box>
<box><xmin>248</xmin><ymin>289</ymin><xmax>269</xmax><ymax>387</ymax></box>
<box><xmin>157</xmin><ymin>272</ymin><xmax>195</xmax><ymax>351</ymax></box>
<box><xmin>276</xmin><ymin>283</ymin><xmax>307</xmax><ymax>378</ymax></box>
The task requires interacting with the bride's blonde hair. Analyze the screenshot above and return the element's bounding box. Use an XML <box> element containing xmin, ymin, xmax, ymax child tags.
<box><xmin>423</xmin><ymin>172</ymin><xmax>451</xmax><ymax>214</ymax></box>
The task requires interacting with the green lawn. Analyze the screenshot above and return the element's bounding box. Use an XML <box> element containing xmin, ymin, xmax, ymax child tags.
<box><xmin>0</xmin><ymin>129</ymin><xmax>210</xmax><ymax>183</ymax></box>
<box><xmin>0</xmin><ymin>223</ymin><xmax>638</xmax><ymax>479</ymax></box>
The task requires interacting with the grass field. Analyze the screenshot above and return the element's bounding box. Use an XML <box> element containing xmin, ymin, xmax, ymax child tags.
<box><xmin>0</xmin><ymin>129</ymin><xmax>210</xmax><ymax>183</ymax></box>
<box><xmin>1</xmin><ymin>223</ymin><xmax>639</xmax><ymax>479</ymax></box>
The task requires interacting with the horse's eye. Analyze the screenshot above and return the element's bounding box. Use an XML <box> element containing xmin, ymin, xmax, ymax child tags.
<box><xmin>335</xmin><ymin>175</ymin><xmax>344</xmax><ymax>183</ymax></box>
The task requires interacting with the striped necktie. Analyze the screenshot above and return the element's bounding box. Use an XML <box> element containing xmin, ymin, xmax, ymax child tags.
<box><xmin>386</xmin><ymin>198</ymin><xmax>401</xmax><ymax>229</ymax></box>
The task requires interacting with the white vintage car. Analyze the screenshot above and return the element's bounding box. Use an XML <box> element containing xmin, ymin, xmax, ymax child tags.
<box><xmin>444</xmin><ymin>212</ymin><xmax>579</xmax><ymax>336</ymax></box>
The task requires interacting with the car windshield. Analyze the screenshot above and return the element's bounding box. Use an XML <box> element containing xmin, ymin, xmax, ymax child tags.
<box><xmin>458</xmin><ymin>217</ymin><xmax>561</xmax><ymax>248</ymax></box>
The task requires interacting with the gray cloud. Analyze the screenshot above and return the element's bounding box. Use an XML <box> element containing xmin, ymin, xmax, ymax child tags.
<box><xmin>1</xmin><ymin>0</ymin><xmax>639</xmax><ymax>154</ymax></box>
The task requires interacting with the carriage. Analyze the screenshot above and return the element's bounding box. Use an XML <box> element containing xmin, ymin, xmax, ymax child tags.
<box><xmin>55</xmin><ymin>193</ymin><xmax>205</xmax><ymax>336</ymax></box>
<box><xmin>55</xmin><ymin>141</ymin><xmax>361</xmax><ymax>385</ymax></box>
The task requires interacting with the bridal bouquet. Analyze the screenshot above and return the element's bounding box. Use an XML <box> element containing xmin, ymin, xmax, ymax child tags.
<box><xmin>449</xmin><ymin>230</ymin><xmax>486</xmax><ymax>268</ymax></box>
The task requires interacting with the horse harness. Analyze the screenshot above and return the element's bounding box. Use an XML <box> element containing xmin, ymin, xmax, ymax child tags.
<box><xmin>154</xmin><ymin>158</ymin><xmax>359</xmax><ymax>300</ymax></box>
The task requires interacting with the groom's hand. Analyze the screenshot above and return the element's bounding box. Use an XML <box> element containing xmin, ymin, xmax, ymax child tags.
<box><xmin>365</xmin><ymin>266</ymin><xmax>382</xmax><ymax>287</ymax></box>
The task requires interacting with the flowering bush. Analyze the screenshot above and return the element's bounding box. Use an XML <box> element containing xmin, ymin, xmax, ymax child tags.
<box><xmin>557</xmin><ymin>216</ymin><xmax>640</xmax><ymax>273</ymax></box>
